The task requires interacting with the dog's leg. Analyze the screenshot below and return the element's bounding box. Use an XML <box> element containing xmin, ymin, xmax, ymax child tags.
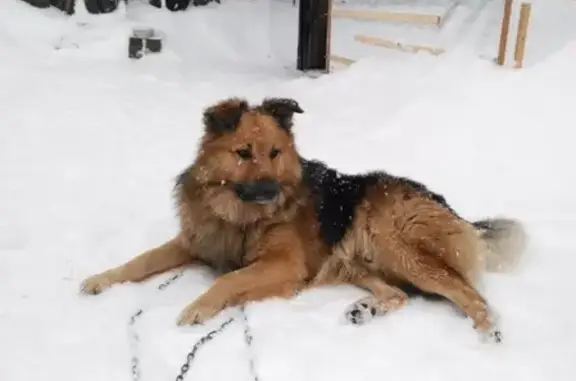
<box><xmin>233</xmin><ymin>281</ymin><xmax>303</xmax><ymax>303</ymax></box>
<box><xmin>80</xmin><ymin>235</ymin><xmax>193</xmax><ymax>295</ymax></box>
<box><xmin>176</xmin><ymin>258</ymin><xmax>305</xmax><ymax>325</ymax></box>
<box><xmin>177</xmin><ymin>225</ymin><xmax>307</xmax><ymax>325</ymax></box>
<box><xmin>394</xmin><ymin>243</ymin><xmax>501</xmax><ymax>343</ymax></box>
<box><xmin>345</xmin><ymin>275</ymin><xmax>408</xmax><ymax>325</ymax></box>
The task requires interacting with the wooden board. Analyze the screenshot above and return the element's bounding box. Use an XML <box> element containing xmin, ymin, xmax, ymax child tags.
<box><xmin>437</xmin><ymin>1</ymin><xmax>459</xmax><ymax>28</ymax></box>
<box><xmin>332</xmin><ymin>7</ymin><xmax>441</xmax><ymax>26</ymax></box>
<box><xmin>354</xmin><ymin>34</ymin><xmax>445</xmax><ymax>56</ymax></box>
<box><xmin>330</xmin><ymin>54</ymin><xmax>356</xmax><ymax>65</ymax></box>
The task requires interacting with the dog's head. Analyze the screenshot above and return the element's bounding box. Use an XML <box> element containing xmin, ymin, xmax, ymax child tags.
<box><xmin>191</xmin><ymin>96</ymin><xmax>305</xmax><ymax>224</ymax></box>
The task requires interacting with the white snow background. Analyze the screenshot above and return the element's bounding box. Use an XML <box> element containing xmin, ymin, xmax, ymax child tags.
<box><xmin>1</xmin><ymin>1</ymin><xmax>576</xmax><ymax>381</ymax></box>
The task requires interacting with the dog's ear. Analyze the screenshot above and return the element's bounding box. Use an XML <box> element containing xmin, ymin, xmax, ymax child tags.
<box><xmin>260</xmin><ymin>97</ymin><xmax>304</xmax><ymax>132</ymax></box>
<box><xmin>203</xmin><ymin>97</ymin><xmax>249</xmax><ymax>135</ymax></box>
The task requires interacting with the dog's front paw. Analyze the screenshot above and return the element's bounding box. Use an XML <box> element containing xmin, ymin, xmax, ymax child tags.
<box><xmin>488</xmin><ymin>328</ymin><xmax>503</xmax><ymax>344</ymax></box>
<box><xmin>176</xmin><ymin>298</ymin><xmax>225</xmax><ymax>326</ymax></box>
<box><xmin>476</xmin><ymin>310</ymin><xmax>503</xmax><ymax>344</ymax></box>
<box><xmin>477</xmin><ymin>324</ymin><xmax>503</xmax><ymax>344</ymax></box>
<box><xmin>80</xmin><ymin>272</ymin><xmax>116</xmax><ymax>295</ymax></box>
<box><xmin>345</xmin><ymin>297</ymin><xmax>378</xmax><ymax>325</ymax></box>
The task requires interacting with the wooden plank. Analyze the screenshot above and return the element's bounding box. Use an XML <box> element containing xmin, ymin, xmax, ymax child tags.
<box><xmin>354</xmin><ymin>34</ymin><xmax>445</xmax><ymax>56</ymax></box>
<box><xmin>437</xmin><ymin>1</ymin><xmax>459</xmax><ymax>28</ymax></box>
<box><xmin>513</xmin><ymin>2</ymin><xmax>532</xmax><ymax>69</ymax></box>
<box><xmin>497</xmin><ymin>0</ymin><xmax>513</xmax><ymax>66</ymax></box>
<box><xmin>332</xmin><ymin>8</ymin><xmax>441</xmax><ymax>26</ymax></box>
<box><xmin>330</xmin><ymin>55</ymin><xmax>356</xmax><ymax>65</ymax></box>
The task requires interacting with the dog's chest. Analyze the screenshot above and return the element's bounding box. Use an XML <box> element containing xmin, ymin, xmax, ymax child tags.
<box><xmin>192</xmin><ymin>220</ymin><xmax>247</xmax><ymax>273</ymax></box>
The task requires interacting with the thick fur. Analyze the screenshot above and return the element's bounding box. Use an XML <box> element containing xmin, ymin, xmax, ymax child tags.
<box><xmin>308</xmin><ymin>158</ymin><xmax>526</xmax><ymax>339</ymax></box>
<box><xmin>472</xmin><ymin>217</ymin><xmax>527</xmax><ymax>273</ymax></box>
<box><xmin>80</xmin><ymin>96</ymin><xmax>527</xmax><ymax>341</ymax></box>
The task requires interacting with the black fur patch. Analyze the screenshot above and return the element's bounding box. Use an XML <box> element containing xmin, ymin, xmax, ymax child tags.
<box><xmin>203</xmin><ymin>98</ymin><xmax>249</xmax><ymax>135</ymax></box>
<box><xmin>394</xmin><ymin>176</ymin><xmax>461</xmax><ymax>219</ymax></box>
<box><xmin>300</xmin><ymin>157</ymin><xmax>459</xmax><ymax>247</ymax></box>
<box><xmin>259</xmin><ymin>97</ymin><xmax>304</xmax><ymax>132</ymax></box>
<box><xmin>397</xmin><ymin>283</ymin><xmax>446</xmax><ymax>301</ymax></box>
<box><xmin>300</xmin><ymin>158</ymin><xmax>381</xmax><ymax>247</ymax></box>
<box><xmin>300</xmin><ymin>158</ymin><xmax>461</xmax><ymax>303</ymax></box>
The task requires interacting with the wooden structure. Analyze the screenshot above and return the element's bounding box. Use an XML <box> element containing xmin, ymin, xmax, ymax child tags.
<box><xmin>497</xmin><ymin>0</ymin><xmax>513</xmax><ymax>66</ymax></box>
<box><xmin>354</xmin><ymin>34</ymin><xmax>445</xmax><ymax>56</ymax></box>
<box><xmin>513</xmin><ymin>2</ymin><xmax>532</xmax><ymax>68</ymax></box>
<box><xmin>329</xmin><ymin>1</ymin><xmax>457</xmax><ymax>68</ymax></box>
<box><xmin>331</xmin><ymin>7</ymin><xmax>442</xmax><ymax>26</ymax></box>
<box><xmin>496</xmin><ymin>1</ymin><xmax>532</xmax><ymax>68</ymax></box>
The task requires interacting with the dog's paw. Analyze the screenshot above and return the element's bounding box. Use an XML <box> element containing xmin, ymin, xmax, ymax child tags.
<box><xmin>474</xmin><ymin>305</ymin><xmax>503</xmax><ymax>344</ymax></box>
<box><xmin>80</xmin><ymin>273</ymin><xmax>115</xmax><ymax>295</ymax></box>
<box><xmin>489</xmin><ymin>328</ymin><xmax>503</xmax><ymax>344</ymax></box>
<box><xmin>176</xmin><ymin>298</ymin><xmax>224</xmax><ymax>326</ymax></box>
<box><xmin>345</xmin><ymin>297</ymin><xmax>378</xmax><ymax>325</ymax></box>
<box><xmin>478</xmin><ymin>325</ymin><xmax>503</xmax><ymax>344</ymax></box>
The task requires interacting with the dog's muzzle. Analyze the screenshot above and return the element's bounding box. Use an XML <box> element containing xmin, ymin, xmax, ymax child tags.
<box><xmin>234</xmin><ymin>180</ymin><xmax>280</xmax><ymax>204</ymax></box>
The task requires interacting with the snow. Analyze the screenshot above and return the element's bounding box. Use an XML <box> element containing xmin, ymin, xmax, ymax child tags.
<box><xmin>1</xmin><ymin>0</ymin><xmax>576</xmax><ymax>381</ymax></box>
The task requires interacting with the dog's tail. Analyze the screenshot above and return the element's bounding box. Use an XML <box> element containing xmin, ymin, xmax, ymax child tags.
<box><xmin>472</xmin><ymin>217</ymin><xmax>528</xmax><ymax>273</ymax></box>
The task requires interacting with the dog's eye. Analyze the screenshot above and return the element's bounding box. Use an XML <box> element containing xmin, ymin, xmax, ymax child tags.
<box><xmin>235</xmin><ymin>148</ymin><xmax>253</xmax><ymax>160</ymax></box>
<box><xmin>269</xmin><ymin>148</ymin><xmax>281</xmax><ymax>159</ymax></box>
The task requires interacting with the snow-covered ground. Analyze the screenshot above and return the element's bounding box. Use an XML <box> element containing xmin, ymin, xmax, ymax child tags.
<box><xmin>1</xmin><ymin>0</ymin><xmax>576</xmax><ymax>381</ymax></box>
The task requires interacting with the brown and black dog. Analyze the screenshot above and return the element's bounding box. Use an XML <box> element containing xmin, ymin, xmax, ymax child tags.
<box><xmin>80</xmin><ymin>97</ymin><xmax>526</xmax><ymax>342</ymax></box>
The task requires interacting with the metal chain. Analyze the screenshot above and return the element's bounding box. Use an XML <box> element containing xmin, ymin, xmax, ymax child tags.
<box><xmin>157</xmin><ymin>271</ymin><xmax>184</xmax><ymax>290</ymax></box>
<box><xmin>173</xmin><ymin>317</ymin><xmax>236</xmax><ymax>381</ymax></box>
<box><xmin>128</xmin><ymin>309</ymin><xmax>144</xmax><ymax>381</ymax></box>
<box><xmin>127</xmin><ymin>270</ymin><xmax>260</xmax><ymax>381</ymax></box>
<box><xmin>240</xmin><ymin>306</ymin><xmax>260</xmax><ymax>381</ymax></box>
<box><xmin>128</xmin><ymin>270</ymin><xmax>185</xmax><ymax>381</ymax></box>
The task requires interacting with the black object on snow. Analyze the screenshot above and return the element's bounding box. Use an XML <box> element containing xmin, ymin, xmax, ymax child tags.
<box><xmin>297</xmin><ymin>0</ymin><xmax>330</xmax><ymax>72</ymax></box>
<box><xmin>128</xmin><ymin>35</ymin><xmax>145</xmax><ymax>59</ymax></box>
<box><xmin>50</xmin><ymin>0</ymin><xmax>74</xmax><ymax>14</ymax></box>
<box><xmin>84</xmin><ymin>0</ymin><xmax>121</xmax><ymax>14</ymax></box>
<box><xmin>149</xmin><ymin>0</ymin><xmax>220</xmax><ymax>11</ymax></box>
<box><xmin>25</xmin><ymin>0</ymin><xmax>218</xmax><ymax>14</ymax></box>
<box><xmin>129</xmin><ymin>27</ymin><xmax>163</xmax><ymax>59</ymax></box>
<box><xmin>21</xmin><ymin>0</ymin><xmax>52</xmax><ymax>8</ymax></box>
<box><xmin>49</xmin><ymin>0</ymin><xmax>122</xmax><ymax>14</ymax></box>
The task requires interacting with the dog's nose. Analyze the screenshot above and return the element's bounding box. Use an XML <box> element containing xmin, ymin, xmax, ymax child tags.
<box><xmin>234</xmin><ymin>180</ymin><xmax>280</xmax><ymax>204</ymax></box>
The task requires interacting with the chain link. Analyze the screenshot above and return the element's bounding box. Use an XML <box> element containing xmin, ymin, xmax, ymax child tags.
<box><xmin>240</xmin><ymin>307</ymin><xmax>260</xmax><ymax>381</ymax></box>
<box><xmin>128</xmin><ymin>271</ymin><xmax>184</xmax><ymax>381</ymax></box>
<box><xmin>173</xmin><ymin>317</ymin><xmax>235</xmax><ymax>381</ymax></box>
<box><xmin>157</xmin><ymin>271</ymin><xmax>183</xmax><ymax>291</ymax></box>
<box><xmin>128</xmin><ymin>309</ymin><xmax>144</xmax><ymax>381</ymax></box>
<box><xmin>127</xmin><ymin>270</ymin><xmax>259</xmax><ymax>381</ymax></box>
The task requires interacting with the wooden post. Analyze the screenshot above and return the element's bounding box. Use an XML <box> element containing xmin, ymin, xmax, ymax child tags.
<box><xmin>513</xmin><ymin>2</ymin><xmax>532</xmax><ymax>69</ymax></box>
<box><xmin>330</xmin><ymin>55</ymin><xmax>355</xmax><ymax>66</ymax></box>
<box><xmin>497</xmin><ymin>0</ymin><xmax>513</xmax><ymax>66</ymax></box>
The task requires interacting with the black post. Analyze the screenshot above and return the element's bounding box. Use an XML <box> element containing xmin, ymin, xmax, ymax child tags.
<box><xmin>297</xmin><ymin>0</ymin><xmax>330</xmax><ymax>72</ymax></box>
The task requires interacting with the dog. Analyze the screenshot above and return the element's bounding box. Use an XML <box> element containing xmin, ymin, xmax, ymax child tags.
<box><xmin>80</xmin><ymin>97</ymin><xmax>526</xmax><ymax>342</ymax></box>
